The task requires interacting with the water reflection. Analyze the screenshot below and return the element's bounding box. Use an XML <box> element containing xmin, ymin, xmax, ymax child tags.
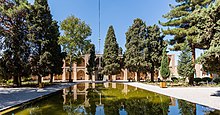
<box><xmin>62</xmin><ymin>83</ymin><xmax>170</xmax><ymax>115</ymax></box>
<box><xmin>7</xmin><ymin>83</ymin><xmax>220</xmax><ymax>115</ymax></box>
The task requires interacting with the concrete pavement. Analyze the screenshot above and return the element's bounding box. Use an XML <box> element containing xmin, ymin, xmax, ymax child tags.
<box><xmin>125</xmin><ymin>82</ymin><xmax>220</xmax><ymax>110</ymax></box>
<box><xmin>0</xmin><ymin>82</ymin><xmax>77</xmax><ymax>112</ymax></box>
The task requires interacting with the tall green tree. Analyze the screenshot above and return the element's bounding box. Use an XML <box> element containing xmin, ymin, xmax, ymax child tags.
<box><xmin>28</xmin><ymin>0</ymin><xmax>54</xmax><ymax>85</ymax></box>
<box><xmin>177</xmin><ymin>42</ymin><xmax>195</xmax><ymax>81</ymax></box>
<box><xmin>102</xmin><ymin>25</ymin><xmax>120</xmax><ymax>78</ymax></box>
<box><xmin>146</xmin><ymin>25</ymin><xmax>165</xmax><ymax>82</ymax></box>
<box><xmin>189</xmin><ymin>1</ymin><xmax>220</xmax><ymax>75</ymax></box>
<box><xmin>59</xmin><ymin>15</ymin><xmax>91</xmax><ymax>82</ymax></box>
<box><xmin>160</xmin><ymin>47</ymin><xmax>170</xmax><ymax>81</ymax></box>
<box><xmin>46</xmin><ymin>21</ymin><xmax>64</xmax><ymax>83</ymax></box>
<box><xmin>161</xmin><ymin>0</ymin><xmax>213</xmax><ymax>85</ymax></box>
<box><xmin>86</xmin><ymin>44</ymin><xmax>96</xmax><ymax>80</ymax></box>
<box><xmin>0</xmin><ymin>0</ymin><xmax>31</xmax><ymax>86</ymax></box>
<box><xmin>125</xmin><ymin>18</ymin><xmax>149</xmax><ymax>81</ymax></box>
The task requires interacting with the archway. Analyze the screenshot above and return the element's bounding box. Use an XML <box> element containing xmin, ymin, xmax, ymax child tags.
<box><xmin>77</xmin><ymin>70</ymin><xmax>85</xmax><ymax>80</ymax></box>
<box><xmin>116</xmin><ymin>71</ymin><xmax>124</xmax><ymax>80</ymax></box>
<box><xmin>127</xmin><ymin>71</ymin><xmax>135</xmax><ymax>80</ymax></box>
<box><xmin>140</xmin><ymin>73</ymin><xmax>147</xmax><ymax>81</ymax></box>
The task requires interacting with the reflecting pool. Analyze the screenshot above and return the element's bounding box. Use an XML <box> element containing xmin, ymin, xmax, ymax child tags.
<box><xmin>5</xmin><ymin>83</ymin><xmax>220</xmax><ymax>115</ymax></box>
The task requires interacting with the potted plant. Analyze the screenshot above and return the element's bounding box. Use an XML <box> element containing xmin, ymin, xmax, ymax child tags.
<box><xmin>160</xmin><ymin>47</ymin><xmax>170</xmax><ymax>88</ymax></box>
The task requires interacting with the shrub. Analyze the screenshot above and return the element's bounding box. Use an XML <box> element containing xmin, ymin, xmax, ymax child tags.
<box><xmin>193</xmin><ymin>78</ymin><xmax>202</xmax><ymax>84</ymax></box>
<box><xmin>179</xmin><ymin>77</ymin><xmax>185</xmax><ymax>82</ymax></box>
<box><xmin>213</xmin><ymin>77</ymin><xmax>220</xmax><ymax>84</ymax></box>
<box><xmin>160</xmin><ymin>47</ymin><xmax>170</xmax><ymax>80</ymax></box>
<box><xmin>201</xmin><ymin>77</ymin><xmax>212</xmax><ymax>82</ymax></box>
<box><xmin>22</xmin><ymin>77</ymin><xmax>32</xmax><ymax>82</ymax></box>
<box><xmin>171</xmin><ymin>77</ymin><xmax>179</xmax><ymax>83</ymax></box>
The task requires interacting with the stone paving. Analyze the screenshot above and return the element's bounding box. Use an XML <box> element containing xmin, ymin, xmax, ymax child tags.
<box><xmin>125</xmin><ymin>82</ymin><xmax>220</xmax><ymax>110</ymax></box>
<box><xmin>0</xmin><ymin>82</ymin><xmax>77</xmax><ymax>112</ymax></box>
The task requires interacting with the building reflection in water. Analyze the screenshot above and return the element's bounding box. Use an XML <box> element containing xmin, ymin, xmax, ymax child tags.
<box><xmin>62</xmin><ymin>83</ymin><xmax>129</xmax><ymax>114</ymax></box>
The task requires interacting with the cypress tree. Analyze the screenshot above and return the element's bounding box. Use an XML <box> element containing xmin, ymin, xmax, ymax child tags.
<box><xmin>125</xmin><ymin>18</ymin><xmax>148</xmax><ymax>81</ymax></box>
<box><xmin>86</xmin><ymin>44</ymin><xmax>96</xmax><ymax>79</ymax></box>
<box><xmin>161</xmin><ymin>0</ymin><xmax>213</xmax><ymax>85</ymax></box>
<box><xmin>102</xmin><ymin>25</ymin><xmax>120</xmax><ymax>77</ymax></box>
<box><xmin>146</xmin><ymin>24</ymin><xmax>165</xmax><ymax>82</ymax></box>
<box><xmin>160</xmin><ymin>47</ymin><xmax>170</xmax><ymax>81</ymax></box>
<box><xmin>28</xmin><ymin>0</ymin><xmax>54</xmax><ymax>85</ymax></box>
<box><xmin>177</xmin><ymin>42</ymin><xmax>195</xmax><ymax>80</ymax></box>
<box><xmin>46</xmin><ymin>21</ymin><xmax>64</xmax><ymax>83</ymax></box>
<box><xmin>0</xmin><ymin>0</ymin><xmax>31</xmax><ymax>86</ymax></box>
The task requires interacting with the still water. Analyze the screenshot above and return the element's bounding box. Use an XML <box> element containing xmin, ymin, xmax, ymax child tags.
<box><xmin>5</xmin><ymin>83</ymin><xmax>220</xmax><ymax>115</ymax></box>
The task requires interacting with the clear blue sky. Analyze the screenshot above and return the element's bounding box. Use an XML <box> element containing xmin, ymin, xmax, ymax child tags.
<box><xmin>27</xmin><ymin>0</ymin><xmax>203</xmax><ymax>65</ymax></box>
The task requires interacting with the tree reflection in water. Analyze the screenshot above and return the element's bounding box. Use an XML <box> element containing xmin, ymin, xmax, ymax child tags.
<box><xmin>7</xmin><ymin>83</ymin><xmax>220</xmax><ymax>115</ymax></box>
<box><xmin>178</xmin><ymin>99</ymin><xmax>195</xmax><ymax>115</ymax></box>
<box><xmin>83</xmin><ymin>83</ymin><xmax>170</xmax><ymax>115</ymax></box>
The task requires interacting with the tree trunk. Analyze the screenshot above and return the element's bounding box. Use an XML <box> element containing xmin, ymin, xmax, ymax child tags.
<box><xmin>189</xmin><ymin>46</ymin><xmax>195</xmax><ymax>85</ymax></box>
<box><xmin>151</xmin><ymin>63</ymin><xmax>155</xmax><ymax>82</ymax></box>
<box><xmin>18</xmin><ymin>75</ymin><xmax>22</xmax><ymax>87</ymax></box>
<box><xmin>50</xmin><ymin>73</ymin><xmax>53</xmax><ymax>83</ymax></box>
<box><xmin>69</xmin><ymin>70</ymin><xmax>72</xmax><ymax>82</ymax></box>
<box><xmin>150</xmin><ymin>68</ymin><xmax>155</xmax><ymax>82</ymax></box>
<box><xmin>13</xmin><ymin>76</ymin><xmax>19</xmax><ymax>87</ymax></box>
<box><xmin>38</xmin><ymin>75</ymin><xmax>42</xmax><ymax>85</ymax></box>
<box><xmin>69</xmin><ymin>55</ymin><xmax>73</xmax><ymax>82</ymax></box>
<box><xmin>155</xmin><ymin>70</ymin><xmax>159</xmax><ymax>80</ymax></box>
<box><xmin>89</xmin><ymin>75</ymin><xmax>92</xmax><ymax>80</ymax></box>
<box><xmin>137</xmin><ymin>71</ymin><xmax>140</xmax><ymax>81</ymax></box>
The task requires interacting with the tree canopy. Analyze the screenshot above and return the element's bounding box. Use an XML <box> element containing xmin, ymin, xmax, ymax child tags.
<box><xmin>161</xmin><ymin>0</ymin><xmax>213</xmax><ymax>50</ymax></box>
<box><xmin>59</xmin><ymin>15</ymin><xmax>91</xmax><ymax>82</ymax></box>
<box><xmin>59</xmin><ymin>15</ymin><xmax>91</xmax><ymax>57</ymax></box>
<box><xmin>102</xmin><ymin>25</ymin><xmax>120</xmax><ymax>76</ymax></box>
<box><xmin>0</xmin><ymin>0</ymin><xmax>64</xmax><ymax>86</ymax></box>
<box><xmin>190</xmin><ymin>1</ymin><xmax>220</xmax><ymax>75</ymax></box>
<box><xmin>46</xmin><ymin>20</ymin><xmax>64</xmax><ymax>83</ymax></box>
<box><xmin>177</xmin><ymin>42</ymin><xmax>195</xmax><ymax>80</ymax></box>
<box><xmin>0</xmin><ymin>0</ymin><xmax>31</xmax><ymax>86</ymax></box>
<box><xmin>27</xmin><ymin>0</ymin><xmax>57</xmax><ymax>84</ymax></box>
<box><xmin>161</xmin><ymin>0</ymin><xmax>213</xmax><ymax>85</ymax></box>
<box><xmin>124</xmin><ymin>18</ymin><xmax>149</xmax><ymax>81</ymax></box>
<box><xmin>86</xmin><ymin>44</ymin><xmax>96</xmax><ymax>79</ymax></box>
<box><xmin>146</xmin><ymin>24</ymin><xmax>165</xmax><ymax>82</ymax></box>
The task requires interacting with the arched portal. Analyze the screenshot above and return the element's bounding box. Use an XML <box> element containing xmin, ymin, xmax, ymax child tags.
<box><xmin>127</xmin><ymin>71</ymin><xmax>135</xmax><ymax>80</ymax></box>
<box><xmin>140</xmin><ymin>73</ymin><xmax>147</xmax><ymax>81</ymax></box>
<box><xmin>77</xmin><ymin>70</ymin><xmax>85</xmax><ymax>80</ymax></box>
